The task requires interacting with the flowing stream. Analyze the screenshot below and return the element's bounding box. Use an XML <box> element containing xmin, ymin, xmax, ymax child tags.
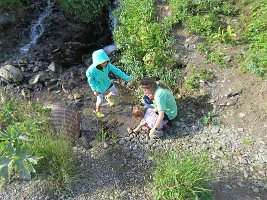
<box><xmin>20</xmin><ymin>0</ymin><xmax>52</xmax><ymax>53</ymax></box>
<box><xmin>103</xmin><ymin>0</ymin><xmax>119</xmax><ymax>54</ymax></box>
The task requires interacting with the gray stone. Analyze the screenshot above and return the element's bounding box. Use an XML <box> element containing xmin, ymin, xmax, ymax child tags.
<box><xmin>252</xmin><ymin>187</ymin><xmax>259</xmax><ymax>193</ymax></box>
<box><xmin>0</xmin><ymin>64</ymin><xmax>24</xmax><ymax>83</ymax></box>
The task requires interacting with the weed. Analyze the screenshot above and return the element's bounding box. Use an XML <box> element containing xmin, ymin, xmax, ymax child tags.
<box><xmin>185</xmin><ymin>75</ymin><xmax>199</xmax><ymax>90</ymax></box>
<box><xmin>196</xmin><ymin>44</ymin><xmax>211</xmax><ymax>54</ymax></box>
<box><xmin>205</xmin><ymin>52</ymin><xmax>227</xmax><ymax>68</ymax></box>
<box><xmin>201</xmin><ymin>112</ymin><xmax>220</xmax><ymax>126</ymax></box>
<box><xmin>242</xmin><ymin>138</ymin><xmax>251</xmax><ymax>145</ymax></box>
<box><xmin>95</xmin><ymin>128</ymin><xmax>116</xmax><ymax>142</ymax></box>
<box><xmin>212</xmin><ymin>26</ymin><xmax>237</xmax><ymax>44</ymax></box>
<box><xmin>185</xmin><ymin>67</ymin><xmax>212</xmax><ymax>90</ymax></box>
<box><xmin>33</xmin><ymin>133</ymin><xmax>77</xmax><ymax>191</ymax></box>
<box><xmin>152</xmin><ymin>148</ymin><xmax>214</xmax><ymax>199</ymax></box>
<box><xmin>240</xmin><ymin>0</ymin><xmax>267</xmax><ymax>78</ymax></box>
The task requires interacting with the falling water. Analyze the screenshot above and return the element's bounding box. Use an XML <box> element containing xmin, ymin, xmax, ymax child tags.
<box><xmin>20</xmin><ymin>0</ymin><xmax>52</xmax><ymax>53</ymax></box>
<box><xmin>103</xmin><ymin>0</ymin><xmax>119</xmax><ymax>54</ymax></box>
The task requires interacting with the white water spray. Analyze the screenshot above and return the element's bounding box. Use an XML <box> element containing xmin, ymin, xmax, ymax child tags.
<box><xmin>103</xmin><ymin>0</ymin><xmax>119</xmax><ymax>54</ymax></box>
<box><xmin>20</xmin><ymin>0</ymin><xmax>52</xmax><ymax>53</ymax></box>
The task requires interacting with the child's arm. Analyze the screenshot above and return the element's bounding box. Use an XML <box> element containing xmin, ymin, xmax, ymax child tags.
<box><xmin>86</xmin><ymin>68</ymin><xmax>98</xmax><ymax>92</ymax></box>
<box><xmin>109</xmin><ymin>63</ymin><xmax>131</xmax><ymax>82</ymax></box>
<box><xmin>152</xmin><ymin>104</ymin><xmax>158</xmax><ymax>112</ymax></box>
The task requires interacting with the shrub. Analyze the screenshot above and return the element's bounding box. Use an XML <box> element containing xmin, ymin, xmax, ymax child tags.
<box><xmin>114</xmin><ymin>0</ymin><xmax>178</xmax><ymax>89</ymax></box>
<box><xmin>58</xmin><ymin>0</ymin><xmax>110</xmax><ymax>23</ymax></box>
<box><xmin>152</xmin><ymin>148</ymin><xmax>214</xmax><ymax>199</ymax></box>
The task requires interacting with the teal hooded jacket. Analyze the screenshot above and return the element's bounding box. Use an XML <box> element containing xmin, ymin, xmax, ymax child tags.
<box><xmin>86</xmin><ymin>49</ymin><xmax>131</xmax><ymax>93</ymax></box>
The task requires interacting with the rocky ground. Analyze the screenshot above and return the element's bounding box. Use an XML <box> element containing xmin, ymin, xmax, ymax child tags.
<box><xmin>0</xmin><ymin>1</ymin><xmax>267</xmax><ymax>200</ymax></box>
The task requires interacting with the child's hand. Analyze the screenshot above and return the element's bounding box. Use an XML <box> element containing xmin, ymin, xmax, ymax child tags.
<box><xmin>127</xmin><ymin>79</ymin><xmax>135</xmax><ymax>87</ymax></box>
<box><xmin>133</xmin><ymin>124</ymin><xmax>142</xmax><ymax>132</ymax></box>
<box><xmin>93</xmin><ymin>91</ymin><xmax>99</xmax><ymax>96</ymax></box>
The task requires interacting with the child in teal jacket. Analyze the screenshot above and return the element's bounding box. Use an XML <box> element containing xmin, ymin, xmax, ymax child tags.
<box><xmin>86</xmin><ymin>49</ymin><xmax>132</xmax><ymax>118</ymax></box>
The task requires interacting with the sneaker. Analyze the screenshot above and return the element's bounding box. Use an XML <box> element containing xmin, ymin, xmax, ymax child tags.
<box><xmin>105</xmin><ymin>96</ymin><xmax>116</xmax><ymax>106</ymax></box>
<box><xmin>96</xmin><ymin>111</ymin><xmax>105</xmax><ymax>118</ymax></box>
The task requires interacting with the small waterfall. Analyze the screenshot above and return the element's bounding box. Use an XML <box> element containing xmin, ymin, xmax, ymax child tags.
<box><xmin>20</xmin><ymin>0</ymin><xmax>52</xmax><ymax>53</ymax></box>
<box><xmin>103</xmin><ymin>0</ymin><xmax>119</xmax><ymax>54</ymax></box>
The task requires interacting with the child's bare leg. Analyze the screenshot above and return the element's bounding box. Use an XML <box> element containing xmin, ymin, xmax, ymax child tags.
<box><xmin>106</xmin><ymin>92</ymin><xmax>113</xmax><ymax>99</ymax></box>
<box><xmin>96</xmin><ymin>94</ymin><xmax>103</xmax><ymax>112</ymax></box>
<box><xmin>96</xmin><ymin>104</ymin><xmax>101</xmax><ymax>113</ymax></box>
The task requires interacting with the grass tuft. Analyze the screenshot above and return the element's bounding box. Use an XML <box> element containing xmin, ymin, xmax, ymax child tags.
<box><xmin>152</xmin><ymin>148</ymin><xmax>214</xmax><ymax>200</ymax></box>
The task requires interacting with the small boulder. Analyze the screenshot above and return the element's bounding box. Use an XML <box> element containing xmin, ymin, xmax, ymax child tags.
<box><xmin>0</xmin><ymin>65</ymin><xmax>24</xmax><ymax>83</ymax></box>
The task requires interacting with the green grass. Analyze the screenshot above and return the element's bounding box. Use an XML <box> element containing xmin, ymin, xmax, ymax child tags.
<box><xmin>152</xmin><ymin>148</ymin><xmax>214</xmax><ymax>200</ymax></box>
<box><xmin>240</xmin><ymin>0</ymin><xmax>267</xmax><ymax>78</ymax></box>
<box><xmin>0</xmin><ymin>87</ymin><xmax>77</xmax><ymax>191</ymax></box>
<box><xmin>32</xmin><ymin>133</ymin><xmax>77</xmax><ymax>191</ymax></box>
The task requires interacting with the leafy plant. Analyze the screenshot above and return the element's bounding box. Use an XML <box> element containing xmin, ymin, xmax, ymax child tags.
<box><xmin>186</xmin><ymin>14</ymin><xmax>217</xmax><ymax>36</ymax></box>
<box><xmin>152</xmin><ymin>148</ymin><xmax>214</xmax><ymax>199</ymax></box>
<box><xmin>212</xmin><ymin>26</ymin><xmax>237</xmax><ymax>44</ymax></box>
<box><xmin>167</xmin><ymin>0</ymin><xmax>236</xmax><ymax>36</ymax></box>
<box><xmin>0</xmin><ymin>129</ymin><xmax>39</xmax><ymax>183</ymax></box>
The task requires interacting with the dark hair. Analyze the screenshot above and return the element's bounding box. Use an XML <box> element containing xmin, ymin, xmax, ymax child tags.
<box><xmin>139</xmin><ymin>77</ymin><xmax>169</xmax><ymax>90</ymax></box>
<box><xmin>132</xmin><ymin>105</ymin><xmax>145</xmax><ymax>119</ymax></box>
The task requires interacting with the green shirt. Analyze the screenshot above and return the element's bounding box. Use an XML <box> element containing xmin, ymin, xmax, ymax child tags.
<box><xmin>153</xmin><ymin>86</ymin><xmax>177</xmax><ymax>120</ymax></box>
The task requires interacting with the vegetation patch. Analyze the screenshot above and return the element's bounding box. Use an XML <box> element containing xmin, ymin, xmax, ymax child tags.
<box><xmin>0</xmin><ymin>88</ymin><xmax>77</xmax><ymax>191</ymax></box>
<box><xmin>201</xmin><ymin>111</ymin><xmax>220</xmax><ymax>127</ymax></box>
<box><xmin>152</xmin><ymin>148</ymin><xmax>214</xmax><ymax>199</ymax></box>
<box><xmin>114</xmin><ymin>0</ymin><xmax>179</xmax><ymax>89</ymax></box>
<box><xmin>94</xmin><ymin>128</ymin><xmax>116</xmax><ymax>142</ymax></box>
<box><xmin>58</xmin><ymin>0</ymin><xmax>110</xmax><ymax>23</ymax></box>
<box><xmin>240</xmin><ymin>0</ymin><xmax>267</xmax><ymax>78</ymax></box>
<box><xmin>0</xmin><ymin>0</ymin><xmax>23</xmax><ymax>11</ymax></box>
<box><xmin>185</xmin><ymin>67</ymin><xmax>212</xmax><ymax>90</ymax></box>
<box><xmin>167</xmin><ymin>0</ymin><xmax>267</xmax><ymax>78</ymax></box>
